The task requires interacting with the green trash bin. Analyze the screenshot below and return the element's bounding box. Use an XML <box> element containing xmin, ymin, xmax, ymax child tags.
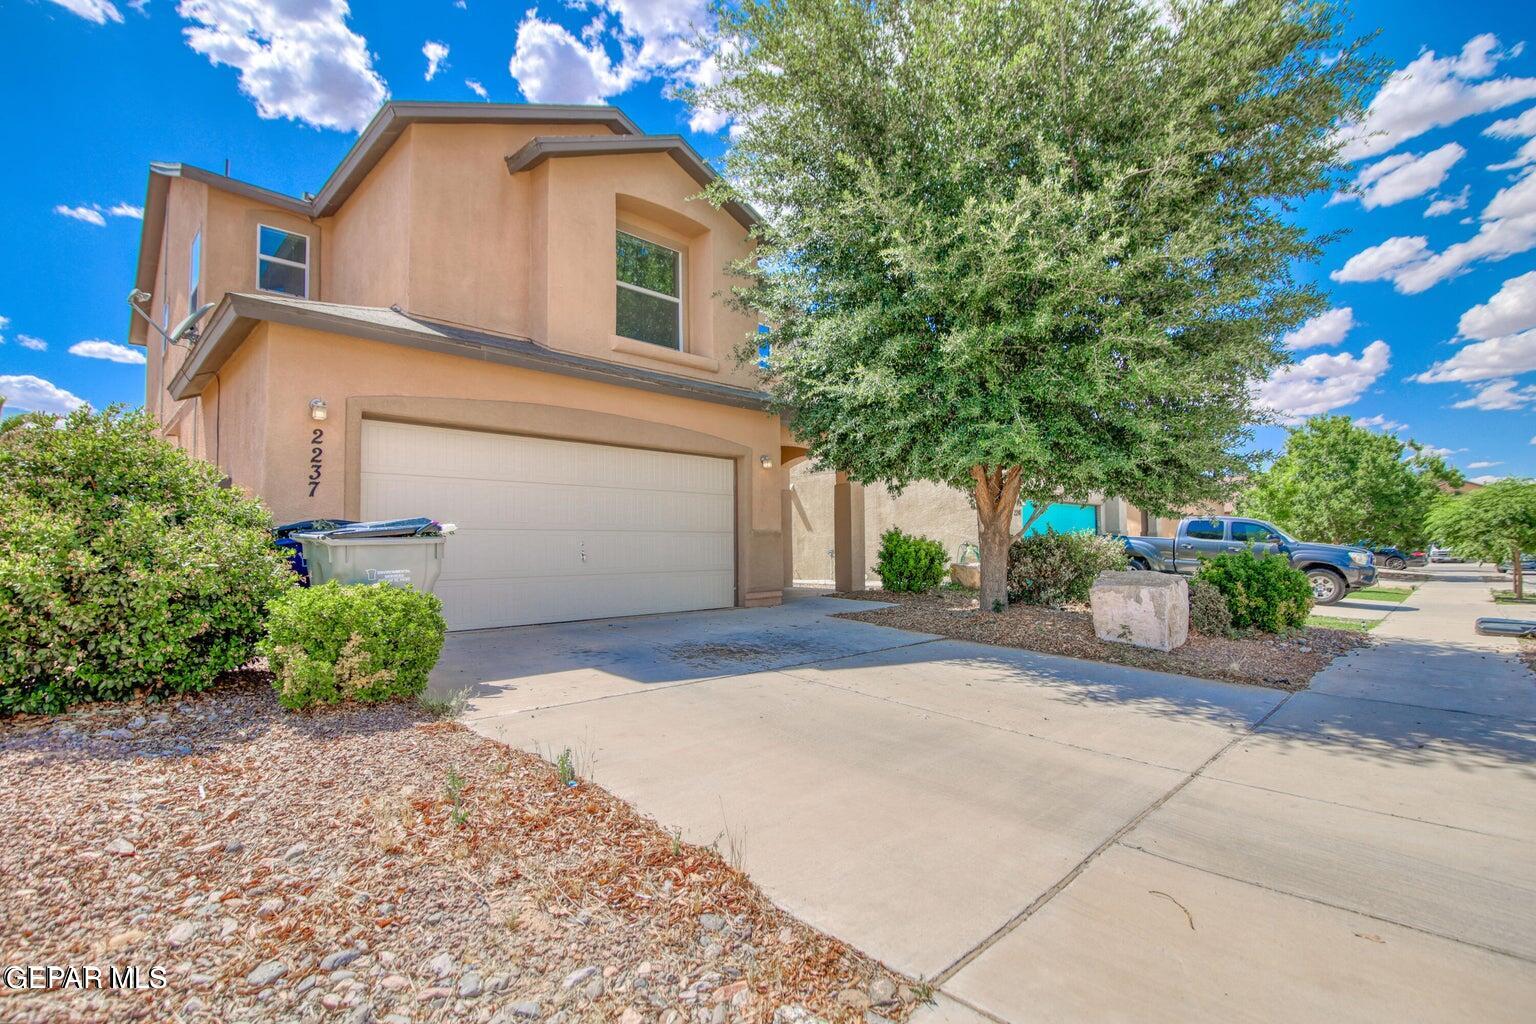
<box><xmin>295</xmin><ymin>526</ymin><xmax>449</xmax><ymax>595</ymax></box>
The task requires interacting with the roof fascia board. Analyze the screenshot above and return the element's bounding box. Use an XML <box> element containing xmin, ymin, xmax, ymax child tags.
<box><xmin>504</xmin><ymin>135</ymin><xmax>762</xmax><ymax>231</ymax></box>
<box><xmin>168</xmin><ymin>294</ymin><xmax>770</xmax><ymax>412</ymax></box>
<box><xmin>311</xmin><ymin>102</ymin><xmax>640</xmax><ymax>217</ymax></box>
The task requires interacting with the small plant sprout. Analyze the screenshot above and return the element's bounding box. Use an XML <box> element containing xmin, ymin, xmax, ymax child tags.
<box><xmin>444</xmin><ymin>767</ymin><xmax>469</xmax><ymax>829</ymax></box>
<box><xmin>556</xmin><ymin>748</ymin><xmax>577</xmax><ymax>787</ymax></box>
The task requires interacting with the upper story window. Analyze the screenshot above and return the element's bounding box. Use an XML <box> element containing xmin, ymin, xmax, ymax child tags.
<box><xmin>258</xmin><ymin>225</ymin><xmax>309</xmax><ymax>298</ymax></box>
<box><xmin>188</xmin><ymin>231</ymin><xmax>202</xmax><ymax>310</ymax></box>
<box><xmin>616</xmin><ymin>230</ymin><xmax>681</xmax><ymax>350</ymax></box>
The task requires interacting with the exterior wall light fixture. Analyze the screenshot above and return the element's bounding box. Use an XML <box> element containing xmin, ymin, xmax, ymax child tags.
<box><xmin>759</xmin><ymin>455</ymin><xmax>773</xmax><ymax>469</ymax></box>
<box><xmin>309</xmin><ymin>398</ymin><xmax>328</xmax><ymax>422</ymax></box>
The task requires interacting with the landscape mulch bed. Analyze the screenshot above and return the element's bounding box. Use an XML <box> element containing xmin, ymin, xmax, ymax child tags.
<box><xmin>831</xmin><ymin>590</ymin><xmax>1370</xmax><ymax>690</ymax></box>
<box><xmin>0</xmin><ymin>675</ymin><xmax>915</xmax><ymax>1024</ymax></box>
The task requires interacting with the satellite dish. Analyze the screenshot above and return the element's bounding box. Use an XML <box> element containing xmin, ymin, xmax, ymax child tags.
<box><xmin>169</xmin><ymin>303</ymin><xmax>216</xmax><ymax>346</ymax></box>
<box><xmin>126</xmin><ymin>289</ymin><xmax>215</xmax><ymax>348</ymax></box>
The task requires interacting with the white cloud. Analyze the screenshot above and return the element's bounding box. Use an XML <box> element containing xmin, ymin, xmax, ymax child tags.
<box><xmin>68</xmin><ymin>339</ymin><xmax>147</xmax><ymax>365</ymax></box>
<box><xmin>1419</xmin><ymin>444</ymin><xmax>1463</xmax><ymax>459</ymax></box>
<box><xmin>1468</xmin><ymin>460</ymin><xmax>1503</xmax><ymax>469</ymax></box>
<box><xmin>1470</xmin><ymin>474</ymin><xmax>1505</xmax><ymax>485</ymax></box>
<box><xmin>505</xmin><ymin>2</ymin><xmax>733</xmax><ymax>132</ymax></box>
<box><xmin>1487</xmin><ymin>105</ymin><xmax>1536</xmax><ymax>171</ymax></box>
<box><xmin>176</xmin><ymin>0</ymin><xmax>388</xmax><ymax>132</ymax></box>
<box><xmin>1330</xmin><ymin>235</ymin><xmax>1429</xmax><ymax>284</ymax></box>
<box><xmin>1460</xmin><ymin>271</ymin><xmax>1536</xmax><ymax>340</ymax></box>
<box><xmin>507</xmin><ymin>13</ymin><xmax>640</xmax><ymax>104</ymax></box>
<box><xmin>47</xmin><ymin>0</ymin><xmax>123</xmax><ymax>24</ymax></box>
<box><xmin>1416</xmin><ymin>329</ymin><xmax>1536</xmax><ymax>383</ymax></box>
<box><xmin>464</xmin><ymin>78</ymin><xmax>488</xmax><ymax>100</ymax></box>
<box><xmin>1425</xmin><ymin>185</ymin><xmax>1470</xmax><ymax>217</ymax></box>
<box><xmin>1331</xmin><ymin>170</ymin><xmax>1536</xmax><ymax>294</ymax></box>
<box><xmin>1256</xmin><ymin>341</ymin><xmax>1391</xmax><ymax>422</ymax></box>
<box><xmin>0</xmin><ymin>375</ymin><xmax>86</xmax><ymax>415</ymax></box>
<box><xmin>1333</xmin><ymin>143</ymin><xmax>1464</xmax><ymax>209</ymax></box>
<box><xmin>0</xmin><ymin>313</ymin><xmax>8</xmax><ymax>344</ymax></box>
<box><xmin>1354</xmin><ymin>414</ymin><xmax>1408</xmax><ymax>433</ymax></box>
<box><xmin>423</xmin><ymin>40</ymin><xmax>448</xmax><ymax>82</ymax></box>
<box><xmin>1336</xmin><ymin>35</ymin><xmax>1536</xmax><ymax>160</ymax></box>
<box><xmin>1451</xmin><ymin>378</ymin><xmax>1536</xmax><ymax>410</ymax></box>
<box><xmin>17</xmin><ymin>335</ymin><xmax>48</xmax><ymax>352</ymax></box>
<box><xmin>108</xmin><ymin>202</ymin><xmax>143</xmax><ymax>219</ymax></box>
<box><xmin>55</xmin><ymin>203</ymin><xmax>106</xmax><ymax>226</ymax></box>
<box><xmin>1283</xmin><ymin>307</ymin><xmax>1355</xmax><ymax>350</ymax></box>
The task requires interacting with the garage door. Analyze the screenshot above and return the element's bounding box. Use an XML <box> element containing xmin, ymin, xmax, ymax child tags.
<box><xmin>360</xmin><ymin>420</ymin><xmax>735</xmax><ymax>630</ymax></box>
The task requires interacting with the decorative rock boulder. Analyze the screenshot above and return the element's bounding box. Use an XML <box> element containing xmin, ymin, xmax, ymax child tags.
<box><xmin>949</xmin><ymin>562</ymin><xmax>981</xmax><ymax>589</ymax></box>
<box><xmin>1090</xmin><ymin>571</ymin><xmax>1189</xmax><ymax>652</ymax></box>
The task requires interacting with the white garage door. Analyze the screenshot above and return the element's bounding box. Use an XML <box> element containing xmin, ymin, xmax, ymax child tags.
<box><xmin>360</xmin><ymin>419</ymin><xmax>735</xmax><ymax>630</ymax></box>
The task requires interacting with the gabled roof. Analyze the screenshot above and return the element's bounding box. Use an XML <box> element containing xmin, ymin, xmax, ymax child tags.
<box><xmin>129</xmin><ymin>101</ymin><xmax>750</xmax><ymax>347</ymax></box>
<box><xmin>505</xmin><ymin>135</ymin><xmax>761</xmax><ymax>230</ymax></box>
<box><xmin>168</xmin><ymin>292</ymin><xmax>771</xmax><ymax>411</ymax></box>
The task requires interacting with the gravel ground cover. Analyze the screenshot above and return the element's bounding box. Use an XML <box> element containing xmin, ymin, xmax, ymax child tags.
<box><xmin>0</xmin><ymin>674</ymin><xmax>916</xmax><ymax>1024</ymax></box>
<box><xmin>832</xmin><ymin>590</ymin><xmax>1369</xmax><ymax>690</ymax></box>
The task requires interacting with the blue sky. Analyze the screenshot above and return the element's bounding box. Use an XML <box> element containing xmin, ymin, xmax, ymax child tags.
<box><xmin>2</xmin><ymin>0</ymin><xmax>1534</xmax><ymax>483</ymax></box>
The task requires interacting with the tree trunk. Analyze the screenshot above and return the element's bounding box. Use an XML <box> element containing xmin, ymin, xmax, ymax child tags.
<box><xmin>1515</xmin><ymin>545</ymin><xmax>1525</xmax><ymax>601</ymax></box>
<box><xmin>972</xmin><ymin>466</ymin><xmax>1025</xmax><ymax>612</ymax></box>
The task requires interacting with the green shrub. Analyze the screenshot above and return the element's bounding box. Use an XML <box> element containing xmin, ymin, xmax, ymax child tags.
<box><xmin>874</xmin><ymin>528</ymin><xmax>948</xmax><ymax>592</ymax></box>
<box><xmin>1007</xmin><ymin>530</ymin><xmax>1127</xmax><ymax>606</ymax></box>
<box><xmin>261</xmin><ymin>582</ymin><xmax>447</xmax><ymax>710</ymax></box>
<box><xmin>1188</xmin><ymin>578</ymin><xmax>1235</xmax><ymax>638</ymax></box>
<box><xmin>1196</xmin><ymin>551</ymin><xmax>1313</xmax><ymax>633</ymax></box>
<box><xmin>0</xmin><ymin>407</ymin><xmax>293</xmax><ymax>714</ymax></box>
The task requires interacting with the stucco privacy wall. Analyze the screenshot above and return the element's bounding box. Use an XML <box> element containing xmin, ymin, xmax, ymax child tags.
<box><xmin>232</xmin><ymin>322</ymin><xmax>786</xmax><ymax>604</ymax></box>
<box><xmin>788</xmin><ymin>465</ymin><xmax>980</xmax><ymax>583</ymax></box>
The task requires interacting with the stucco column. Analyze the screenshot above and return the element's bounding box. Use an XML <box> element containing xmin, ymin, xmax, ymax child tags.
<box><xmin>781</xmin><ymin>486</ymin><xmax>796</xmax><ymax>591</ymax></box>
<box><xmin>1100</xmin><ymin>497</ymin><xmax>1130</xmax><ymax>534</ymax></box>
<box><xmin>833</xmin><ymin>471</ymin><xmax>866</xmax><ymax>592</ymax></box>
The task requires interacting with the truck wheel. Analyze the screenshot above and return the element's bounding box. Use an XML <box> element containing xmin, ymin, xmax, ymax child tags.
<box><xmin>1306</xmin><ymin>568</ymin><xmax>1346</xmax><ymax>605</ymax></box>
<box><xmin>1385</xmin><ymin>556</ymin><xmax>1407</xmax><ymax>570</ymax></box>
<box><xmin>1128</xmin><ymin>557</ymin><xmax>1150</xmax><ymax>571</ymax></box>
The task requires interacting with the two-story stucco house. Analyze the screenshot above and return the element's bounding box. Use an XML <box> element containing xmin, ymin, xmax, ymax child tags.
<box><xmin>133</xmin><ymin>102</ymin><xmax>800</xmax><ymax>631</ymax></box>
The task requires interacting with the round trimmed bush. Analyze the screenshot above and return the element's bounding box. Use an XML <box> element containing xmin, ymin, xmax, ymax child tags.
<box><xmin>1007</xmin><ymin>530</ymin><xmax>1127</xmax><ymax>606</ymax></box>
<box><xmin>1195</xmin><ymin>551</ymin><xmax>1313</xmax><ymax>633</ymax></box>
<box><xmin>260</xmin><ymin>582</ymin><xmax>447</xmax><ymax>711</ymax></box>
<box><xmin>0</xmin><ymin>407</ymin><xmax>294</xmax><ymax>714</ymax></box>
<box><xmin>1188</xmin><ymin>578</ymin><xmax>1235</xmax><ymax>638</ymax></box>
<box><xmin>874</xmin><ymin>527</ymin><xmax>948</xmax><ymax>593</ymax></box>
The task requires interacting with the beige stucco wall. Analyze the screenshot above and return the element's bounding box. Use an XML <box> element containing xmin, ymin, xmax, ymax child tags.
<box><xmin>788</xmin><ymin>465</ymin><xmax>980</xmax><ymax>583</ymax></box>
<box><xmin>209</xmin><ymin>321</ymin><xmax>786</xmax><ymax>604</ymax></box>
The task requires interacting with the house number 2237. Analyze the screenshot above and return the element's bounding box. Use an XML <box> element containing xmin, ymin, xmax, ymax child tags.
<box><xmin>308</xmin><ymin>428</ymin><xmax>324</xmax><ymax>497</ymax></box>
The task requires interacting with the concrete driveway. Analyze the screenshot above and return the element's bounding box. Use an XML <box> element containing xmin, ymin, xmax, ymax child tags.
<box><xmin>439</xmin><ymin>583</ymin><xmax>1536</xmax><ymax>1023</ymax></box>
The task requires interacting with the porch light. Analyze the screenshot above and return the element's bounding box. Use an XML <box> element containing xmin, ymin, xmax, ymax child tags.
<box><xmin>759</xmin><ymin>455</ymin><xmax>773</xmax><ymax>469</ymax></box>
<box><xmin>309</xmin><ymin>398</ymin><xmax>328</xmax><ymax>422</ymax></box>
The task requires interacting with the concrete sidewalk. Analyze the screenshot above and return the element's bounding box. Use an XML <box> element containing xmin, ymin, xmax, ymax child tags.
<box><xmin>447</xmin><ymin>578</ymin><xmax>1536</xmax><ymax>1023</ymax></box>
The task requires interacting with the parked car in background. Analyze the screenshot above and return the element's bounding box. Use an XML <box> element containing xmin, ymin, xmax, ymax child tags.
<box><xmin>1498</xmin><ymin>556</ymin><xmax>1536</xmax><ymax>574</ymax></box>
<box><xmin>1355</xmin><ymin>542</ymin><xmax>1427</xmax><ymax>570</ymax></box>
<box><xmin>1121</xmin><ymin>516</ymin><xmax>1375</xmax><ymax>605</ymax></box>
<box><xmin>1429</xmin><ymin>545</ymin><xmax>1461</xmax><ymax>563</ymax></box>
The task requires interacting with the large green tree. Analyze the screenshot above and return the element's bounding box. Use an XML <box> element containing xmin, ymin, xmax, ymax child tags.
<box><xmin>1238</xmin><ymin>416</ymin><xmax>1464</xmax><ymax>550</ymax></box>
<box><xmin>1425</xmin><ymin>480</ymin><xmax>1536</xmax><ymax>599</ymax></box>
<box><xmin>693</xmin><ymin>0</ymin><xmax>1376</xmax><ymax>609</ymax></box>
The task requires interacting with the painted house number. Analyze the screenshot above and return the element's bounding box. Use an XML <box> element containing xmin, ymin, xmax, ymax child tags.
<box><xmin>308</xmin><ymin>428</ymin><xmax>324</xmax><ymax>497</ymax></box>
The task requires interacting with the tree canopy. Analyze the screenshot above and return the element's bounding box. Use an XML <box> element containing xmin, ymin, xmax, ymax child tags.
<box><xmin>1238</xmin><ymin>416</ymin><xmax>1464</xmax><ymax>550</ymax></box>
<box><xmin>693</xmin><ymin>0</ymin><xmax>1376</xmax><ymax>608</ymax></box>
<box><xmin>1425</xmin><ymin>479</ymin><xmax>1536</xmax><ymax>598</ymax></box>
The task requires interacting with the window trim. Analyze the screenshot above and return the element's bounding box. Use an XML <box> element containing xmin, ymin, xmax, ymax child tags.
<box><xmin>188</xmin><ymin>230</ymin><xmax>202</xmax><ymax>311</ymax></box>
<box><xmin>615</xmin><ymin>228</ymin><xmax>683</xmax><ymax>351</ymax></box>
<box><xmin>256</xmin><ymin>223</ymin><xmax>311</xmax><ymax>299</ymax></box>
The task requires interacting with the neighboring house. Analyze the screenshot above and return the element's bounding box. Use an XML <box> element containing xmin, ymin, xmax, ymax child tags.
<box><xmin>786</xmin><ymin>464</ymin><xmax>1154</xmax><ymax>583</ymax></box>
<box><xmin>133</xmin><ymin>102</ymin><xmax>791</xmax><ymax>631</ymax></box>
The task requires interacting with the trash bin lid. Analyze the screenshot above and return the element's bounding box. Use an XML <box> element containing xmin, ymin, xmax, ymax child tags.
<box><xmin>294</xmin><ymin>517</ymin><xmax>443</xmax><ymax>539</ymax></box>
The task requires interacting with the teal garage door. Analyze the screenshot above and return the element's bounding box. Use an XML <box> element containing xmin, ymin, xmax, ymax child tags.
<box><xmin>1020</xmin><ymin>501</ymin><xmax>1099</xmax><ymax>536</ymax></box>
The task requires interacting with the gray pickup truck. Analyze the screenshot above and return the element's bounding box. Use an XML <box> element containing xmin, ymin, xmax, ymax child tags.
<box><xmin>1121</xmin><ymin>515</ymin><xmax>1376</xmax><ymax>605</ymax></box>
